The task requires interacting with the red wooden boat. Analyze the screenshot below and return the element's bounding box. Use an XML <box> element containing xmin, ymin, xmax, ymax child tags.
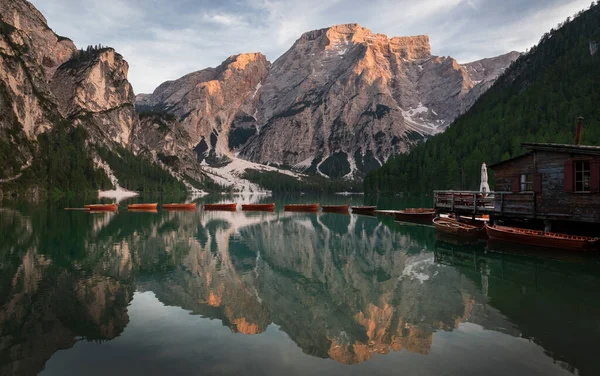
<box><xmin>485</xmin><ymin>224</ymin><xmax>600</xmax><ymax>252</ymax></box>
<box><xmin>128</xmin><ymin>203</ymin><xmax>158</xmax><ymax>210</ymax></box>
<box><xmin>162</xmin><ymin>203</ymin><xmax>197</xmax><ymax>211</ymax></box>
<box><xmin>84</xmin><ymin>203</ymin><xmax>118</xmax><ymax>212</ymax></box>
<box><xmin>128</xmin><ymin>208</ymin><xmax>158</xmax><ymax>213</ymax></box>
<box><xmin>242</xmin><ymin>203</ymin><xmax>275</xmax><ymax>211</ymax></box>
<box><xmin>204</xmin><ymin>203</ymin><xmax>237</xmax><ymax>211</ymax></box>
<box><xmin>322</xmin><ymin>204</ymin><xmax>349</xmax><ymax>213</ymax></box>
<box><xmin>284</xmin><ymin>204</ymin><xmax>319</xmax><ymax>212</ymax></box>
<box><xmin>433</xmin><ymin>217</ymin><xmax>479</xmax><ymax>238</ymax></box>
<box><xmin>351</xmin><ymin>206</ymin><xmax>376</xmax><ymax>214</ymax></box>
<box><xmin>394</xmin><ymin>208</ymin><xmax>436</xmax><ymax>223</ymax></box>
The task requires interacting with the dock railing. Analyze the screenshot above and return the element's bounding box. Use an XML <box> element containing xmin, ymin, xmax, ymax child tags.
<box><xmin>433</xmin><ymin>191</ymin><xmax>536</xmax><ymax>217</ymax></box>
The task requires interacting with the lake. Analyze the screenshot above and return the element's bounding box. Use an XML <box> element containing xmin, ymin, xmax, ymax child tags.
<box><xmin>1</xmin><ymin>195</ymin><xmax>599</xmax><ymax>376</ymax></box>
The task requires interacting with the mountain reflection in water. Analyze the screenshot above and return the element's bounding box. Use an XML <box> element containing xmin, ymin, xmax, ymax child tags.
<box><xmin>1</xmin><ymin>202</ymin><xmax>599</xmax><ymax>376</ymax></box>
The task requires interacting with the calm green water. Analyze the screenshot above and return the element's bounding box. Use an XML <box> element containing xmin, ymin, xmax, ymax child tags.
<box><xmin>1</xmin><ymin>195</ymin><xmax>600</xmax><ymax>376</ymax></box>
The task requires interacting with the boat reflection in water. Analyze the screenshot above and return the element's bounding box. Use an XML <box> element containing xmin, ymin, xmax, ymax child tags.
<box><xmin>1</xmin><ymin>202</ymin><xmax>599</xmax><ymax>376</ymax></box>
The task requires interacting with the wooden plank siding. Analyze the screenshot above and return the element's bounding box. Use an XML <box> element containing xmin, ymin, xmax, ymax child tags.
<box><xmin>491</xmin><ymin>150</ymin><xmax>600</xmax><ymax>223</ymax></box>
<box><xmin>434</xmin><ymin>145</ymin><xmax>600</xmax><ymax>224</ymax></box>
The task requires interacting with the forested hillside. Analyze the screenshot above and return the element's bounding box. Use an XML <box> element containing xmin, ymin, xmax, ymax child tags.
<box><xmin>1</xmin><ymin>121</ymin><xmax>113</xmax><ymax>197</ymax></box>
<box><xmin>364</xmin><ymin>2</ymin><xmax>600</xmax><ymax>195</ymax></box>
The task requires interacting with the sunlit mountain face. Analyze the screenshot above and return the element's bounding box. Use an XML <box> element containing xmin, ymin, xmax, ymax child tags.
<box><xmin>1</xmin><ymin>200</ymin><xmax>600</xmax><ymax>376</ymax></box>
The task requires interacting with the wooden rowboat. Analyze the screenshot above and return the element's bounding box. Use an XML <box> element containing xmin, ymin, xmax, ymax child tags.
<box><xmin>322</xmin><ymin>204</ymin><xmax>349</xmax><ymax>213</ymax></box>
<box><xmin>433</xmin><ymin>217</ymin><xmax>480</xmax><ymax>238</ymax></box>
<box><xmin>128</xmin><ymin>208</ymin><xmax>158</xmax><ymax>213</ymax></box>
<box><xmin>204</xmin><ymin>203</ymin><xmax>237</xmax><ymax>211</ymax></box>
<box><xmin>84</xmin><ymin>203</ymin><xmax>118</xmax><ymax>212</ymax></box>
<box><xmin>128</xmin><ymin>203</ymin><xmax>158</xmax><ymax>210</ymax></box>
<box><xmin>284</xmin><ymin>204</ymin><xmax>319</xmax><ymax>212</ymax></box>
<box><xmin>242</xmin><ymin>203</ymin><xmax>275</xmax><ymax>211</ymax></box>
<box><xmin>394</xmin><ymin>208</ymin><xmax>436</xmax><ymax>223</ymax></box>
<box><xmin>485</xmin><ymin>224</ymin><xmax>600</xmax><ymax>252</ymax></box>
<box><xmin>162</xmin><ymin>203</ymin><xmax>197</xmax><ymax>211</ymax></box>
<box><xmin>351</xmin><ymin>206</ymin><xmax>376</xmax><ymax>214</ymax></box>
<box><xmin>394</xmin><ymin>209</ymin><xmax>435</xmax><ymax>223</ymax></box>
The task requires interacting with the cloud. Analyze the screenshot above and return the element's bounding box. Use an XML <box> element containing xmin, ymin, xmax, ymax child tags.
<box><xmin>29</xmin><ymin>0</ymin><xmax>593</xmax><ymax>93</ymax></box>
<box><xmin>202</xmin><ymin>13</ymin><xmax>248</xmax><ymax>26</ymax></box>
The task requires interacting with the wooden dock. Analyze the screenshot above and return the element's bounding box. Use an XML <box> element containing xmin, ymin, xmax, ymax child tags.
<box><xmin>434</xmin><ymin>190</ymin><xmax>540</xmax><ymax>219</ymax></box>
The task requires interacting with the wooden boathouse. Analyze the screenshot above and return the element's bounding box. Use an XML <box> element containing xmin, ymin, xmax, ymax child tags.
<box><xmin>434</xmin><ymin>142</ymin><xmax>600</xmax><ymax>231</ymax></box>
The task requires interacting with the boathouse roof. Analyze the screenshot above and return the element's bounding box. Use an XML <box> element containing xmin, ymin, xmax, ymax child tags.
<box><xmin>489</xmin><ymin>143</ymin><xmax>600</xmax><ymax>169</ymax></box>
<box><xmin>488</xmin><ymin>153</ymin><xmax>533</xmax><ymax>169</ymax></box>
<box><xmin>522</xmin><ymin>143</ymin><xmax>600</xmax><ymax>155</ymax></box>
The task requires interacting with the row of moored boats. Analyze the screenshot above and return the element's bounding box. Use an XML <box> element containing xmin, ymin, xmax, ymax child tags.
<box><xmin>80</xmin><ymin>203</ymin><xmax>599</xmax><ymax>252</ymax></box>
<box><xmin>81</xmin><ymin>203</ymin><xmax>379</xmax><ymax>213</ymax></box>
<box><xmin>386</xmin><ymin>208</ymin><xmax>599</xmax><ymax>252</ymax></box>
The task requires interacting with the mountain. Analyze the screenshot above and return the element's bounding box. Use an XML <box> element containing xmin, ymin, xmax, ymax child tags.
<box><xmin>0</xmin><ymin>0</ymin><xmax>76</xmax><ymax>178</ymax></box>
<box><xmin>0</xmin><ymin>0</ymin><xmax>187</xmax><ymax>196</ymax></box>
<box><xmin>364</xmin><ymin>3</ymin><xmax>600</xmax><ymax>195</ymax></box>
<box><xmin>50</xmin><ymin>47</ymin><xmax>138</xmax><ymax>147</ymax></box>
<box><xmin>137</xmin><ymin>24</ymin><xmax>519</xmax><ymax>179</ymax></box>
<box><xmin>239</xmin><ymin>26</ymin><xmax>518</xmax><ymax>178</ymax></box>
<box><xmin>1</xmin><ymin>0</ymin><xmax>519</xmax><ymax>196</ymax></box>
<box><xmin>136</xmin><ymin>53</ymin><xmax>270</xmax><ymax>164</ymax></box>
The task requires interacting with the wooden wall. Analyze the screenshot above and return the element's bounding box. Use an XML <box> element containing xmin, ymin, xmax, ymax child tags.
<box><xmin>492</xmin><ymin>151</ymin><xmax>600</xmax><ymax>224</ymax></box>
<box><xmin>493</xmin><ymin>154</ymin><xmax>534</xmax><ymax>192</ymax></box>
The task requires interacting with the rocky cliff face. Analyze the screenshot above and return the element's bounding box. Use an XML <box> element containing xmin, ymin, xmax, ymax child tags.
<box><xmin>0</xmin><ymin>0</ymin><xmax>76</xmax><ymax>81</ymax></box>
<box><xmin>240</xmin><ymin>25</ymin><xmax>518</xmax><ymax>177</ymax></box>
<box><xmin>50</xmin><ymin>48</ymin><xmax>138</xmax><ymax>147</ymax></box>
<box><xmin>0</xmin><ymin>0</ymin><xmax>145</xmax><ymax>190</ymax></box>
<box><xmin>0</xmin><ymin>0</ymin><xmax>76</xmax><ymax>178</ymax></box>
<box><xmin>133</xmin><ymin>112</ymin><xmax>208</xmax><ymax>186</ymax></box>
<box><xmin>2</xmin><ymin>0</ymin><xmax>518</xmax><ymax>192</ymax></box>
<box><xmin>138</xmin><ymin>24</ymin><xmax>518</xmax><ymax>178</ymax></box>
<box><xmin>137</xmin><ymin>53</ymin><xmax>270</xmax><ymax>162</ymax></box>
<box><xmin>460</xmin><ymin>50</ymin><xmax>522</xmax><ymax>113</ymax></box>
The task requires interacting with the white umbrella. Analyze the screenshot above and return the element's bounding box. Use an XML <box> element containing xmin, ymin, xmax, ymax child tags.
<box><xmin>480</xmin><ymin>162</ymin><xmax>490</xmax><ymax>194</ymax></box>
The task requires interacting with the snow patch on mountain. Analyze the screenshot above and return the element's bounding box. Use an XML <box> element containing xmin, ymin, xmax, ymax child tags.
<box><xmin>202</xmin><ymin>157</ymin><xmax>303</xmax><ymax>193</ymax></box>
<box><xmin>294</xmin><ymin>157</ymin><xmax>314</xmax><ymax>170</ymax></box>
<box><xmin>344</xmin><ymin>152</ymin><xmax>358</xmax><ymax>179</ymax></box>
<box><xmin>94</xmin><ymin>157</ymin><xmax>139</xmax><ymax>202</ymax></box>
<box><xmin>399</xmin><ymin>104</ymin><xmax>444</xmax><ymax>136</ymax></box>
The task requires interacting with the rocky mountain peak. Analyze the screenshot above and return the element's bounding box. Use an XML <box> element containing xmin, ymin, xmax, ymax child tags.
<box><xmin>296</xmin><ymin>23</ymin><xmax>431</xmax><ymax>60</ymax></box>
<box><xmin>0</xmin><ymin>0</ymin><xmax>76</xmax><ymax>80</ymax></box>
<box><xmin>50</xmin><ymin>47</ymin><xmax>138</xmax><ymax>147</ymax></box>
<box><xmin>0</xmin><ymin>0</ymin><xmax>49</xmax><ymax>30</ymax></box>
<box><xmin>136</xmin><ymin>52</ymin><xmax>269</xmax><ymax>110</ymax></box>
<box><xmin>136</xmin><ymin>24</ymin><xmax>518</xmax><ymax>181</ymax></box>
<box><xmin>237</xmin><ymin>26</ymin><xmax>517</xmax><ymax>177</ymax></box>
<box><xmin>221</xmin><ymin>52</ymin><xmax>268</xmax><ymax>71</ymax></box>
<box><xmin>389</xmin><ymin>35</ymin><xmax>431</xmax><ymax>59</ymax></box>
<box><xmin>463</xmin><ymin>50</ymin><xmax>521</xmax><ymax>84</ymax></box>
<box><xmin>135</xmin><ymin>52</ymin><xmax>270</xmax><ymax>160</ymax></box>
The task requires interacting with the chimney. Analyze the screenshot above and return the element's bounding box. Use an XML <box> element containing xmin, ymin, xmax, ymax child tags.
<box><xmin>575</xmin><ymin>116</ymin><xmax>584</xmax><ymax>145</ymax></box>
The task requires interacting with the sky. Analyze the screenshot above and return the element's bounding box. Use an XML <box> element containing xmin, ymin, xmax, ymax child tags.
<box><xmin>30</xmin><ymin>0</ymin><xmax>593</xmax><ymax>94</ymax></box>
